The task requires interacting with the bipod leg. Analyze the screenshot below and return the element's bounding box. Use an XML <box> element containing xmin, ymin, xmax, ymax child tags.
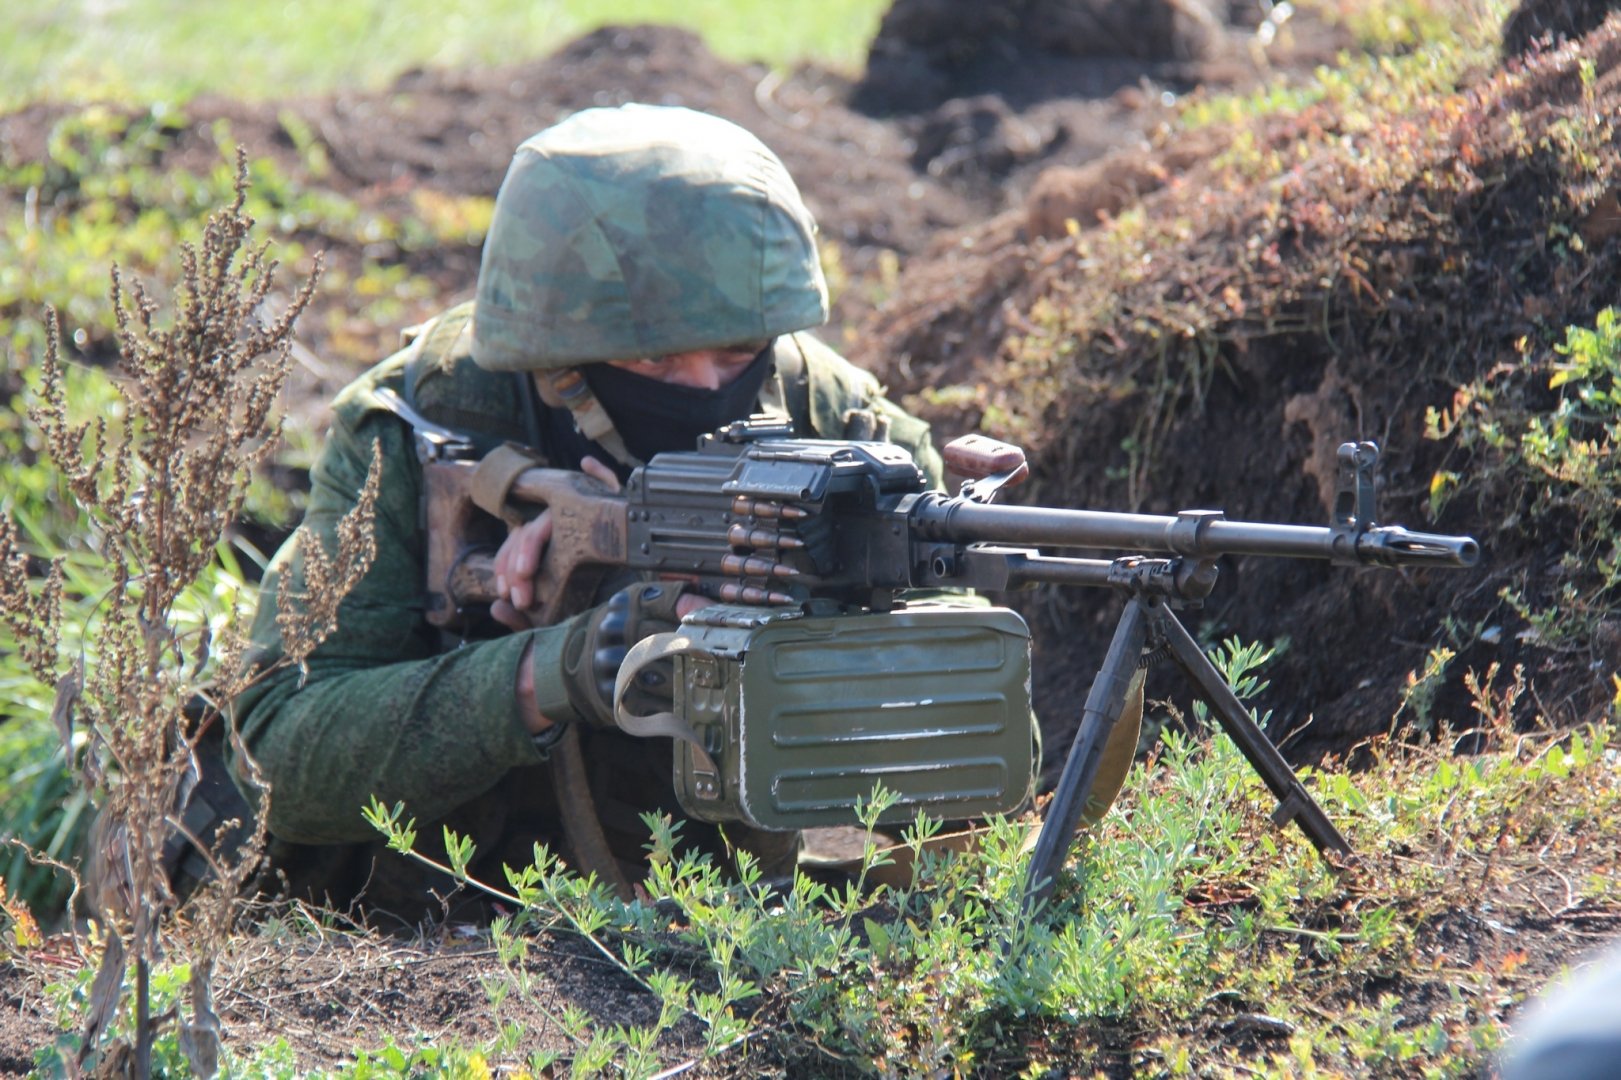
<box><xmin>1022</xmin><ymin>595</ymin><xmax>1152</xmax><ymax>915</ymax></box>
<box><xmin>1155</xmin><ymin>608</ymin><xmax>1353</xmax><ymax>860</ymax></box>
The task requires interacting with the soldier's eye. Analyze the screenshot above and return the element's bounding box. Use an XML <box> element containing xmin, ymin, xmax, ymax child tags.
<box><xmin>640</xmin><ymin>344</ymin><xmax>767</xmax><ymax>369</ymax></box>
<box><xmin>723</xmin><ymin>341</ymin><xmax>771</xmax><ymax>359</ymax></box>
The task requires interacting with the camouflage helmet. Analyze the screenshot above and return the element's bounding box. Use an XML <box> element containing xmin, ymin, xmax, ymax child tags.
<box><xmin>471</xmin><ymin>104</ymin><xmax>830</xmax><ymax>371</ymax></box>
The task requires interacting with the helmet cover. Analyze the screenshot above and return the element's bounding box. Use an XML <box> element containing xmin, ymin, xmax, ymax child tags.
<box><xmin>472</xmin><ymin>104</ymin><xmax>829</xmax><ymax>371</ymax></box>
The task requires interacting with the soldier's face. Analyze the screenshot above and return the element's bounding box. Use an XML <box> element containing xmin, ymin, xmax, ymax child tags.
<box><xmin>605</xmin><ymin>343</ymin><xmax>768</xmax><ymax>390</ymax></box>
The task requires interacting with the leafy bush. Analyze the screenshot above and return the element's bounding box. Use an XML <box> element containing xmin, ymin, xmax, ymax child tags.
<box><xmin>1428</xmin><ymin>307</ymin><xmax>1621</xmax><ymax>648</ymax></box>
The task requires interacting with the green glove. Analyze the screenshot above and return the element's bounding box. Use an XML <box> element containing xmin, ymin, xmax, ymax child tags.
<box><xmin>561</xmin><ymin>582</ymin><xmax>687</xmax><ymax>727</ymax></box>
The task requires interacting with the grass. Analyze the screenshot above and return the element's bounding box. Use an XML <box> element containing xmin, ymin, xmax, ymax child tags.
<box><xmin>20</xmin><ymin>643</ymin><xmax>1619</xmax><ymax>1075</ymax></box>
<box><xmin>1299</xmin><ymin>0</ymin><xmax>1492</xmax><ymax>53</ymax></box>
<box><xmin>0</xmin><ymin>100</ymin><xmax>463</xmax><ymax>500</ymax></box>
<box><xmin>1</xmin><ymin>0</ymin><xmax>890</xmax><ymax>112</ymax></box>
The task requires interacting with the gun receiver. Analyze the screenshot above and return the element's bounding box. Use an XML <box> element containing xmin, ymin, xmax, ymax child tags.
<box><xmin>423</xmin><ymin>421</ymin><xmax>1477</xmax><ymax>623</ymax></box>
<box><xmin>416</xmin><ymin>417</ymin><xmax>1478</xmax><ymax>912</ymax></box>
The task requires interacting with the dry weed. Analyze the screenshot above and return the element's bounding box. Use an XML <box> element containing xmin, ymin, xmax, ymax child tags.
<box><xmin>0</xmin><ymin>151</ymin><xmax>378</xmax><ymax>1078</ymax></box>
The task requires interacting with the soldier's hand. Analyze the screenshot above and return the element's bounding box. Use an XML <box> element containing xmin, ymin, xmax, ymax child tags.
<box><xmin>563</xmin><ymin>581</ymin><xmax>709</xmax><ymax>726</ymax></box>
<box><xmin>516</xmin><ymin>581</ymin><xmax>709</xmax><ymax>735</ymax></box>
<box><xmin>491</xmin><ymin>455</ymin><xmax>620</xmax><ymax>630</ymax></box>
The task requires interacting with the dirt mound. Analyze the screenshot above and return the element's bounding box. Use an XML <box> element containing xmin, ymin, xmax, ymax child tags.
<box><xmin>1503</xmin><ymin>0</ymin><xmax>1621</xmax><ymax>54</ymax></box>
<box><xmin>298</xmin><ymin>24</ymin><xmax>975</xmax><ymax>250</ymax></box>
<box><xmin>845</xmin><ymin>0</ymin><xmax>1352</xmax><ymax>253</ymax></box>
<box><xmin>855</xmin><ymin>0</ymin><xmax>1228</xmax><ymax>114</ymax></box>
<box><xmin>858</xmin><ymin>20</ymin><xmax>1621</xmax><ymax>765</ymax></box>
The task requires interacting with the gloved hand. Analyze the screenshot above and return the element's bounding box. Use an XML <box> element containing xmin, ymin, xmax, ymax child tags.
<box><xmin>561</xmin><ymin>582</ymin><xmax>687</xmax><ymax>727</ymax></box>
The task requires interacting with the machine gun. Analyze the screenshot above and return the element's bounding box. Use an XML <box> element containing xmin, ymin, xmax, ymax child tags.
<box><xmin>394</xmin><ymin>399</ymin><xmax>1478</xmax><ymax>911</ymax></box>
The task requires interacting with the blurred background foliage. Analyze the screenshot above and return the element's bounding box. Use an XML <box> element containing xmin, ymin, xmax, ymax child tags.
<box><xmin>2</xmin><ymin>0</ymin><xmax>889</xmax><ymax>111</ymax></box>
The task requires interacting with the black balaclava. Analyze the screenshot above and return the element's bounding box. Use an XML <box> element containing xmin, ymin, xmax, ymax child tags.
<box><xmin>579</xmin><ymin>344</ymin><xmax>776</xmax><ymax>466</ymax></box>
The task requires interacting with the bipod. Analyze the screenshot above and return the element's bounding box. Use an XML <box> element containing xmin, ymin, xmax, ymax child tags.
<box><xmin>1021</xmin><ymin>553</ymin><xmax>1353</xmax><ymax>916</ymax></box>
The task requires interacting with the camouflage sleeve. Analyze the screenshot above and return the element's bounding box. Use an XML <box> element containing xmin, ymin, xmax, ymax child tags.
<box><xmin>231</xmin><ymin>378</ymin><xmax>549</xmax><ymax>845</ymax></box>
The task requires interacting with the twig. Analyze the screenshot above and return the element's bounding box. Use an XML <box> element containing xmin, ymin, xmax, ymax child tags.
<box><xmin>2</xmin><ymin>839</ymin><xmax>86</xmax><ymax>960</ymax></box>
<box><xmin>287</xmin><ymin>336</ymin><xmax>334</xmax><ymax>380</ymax></box>
<box><xmin>1545</xmin><ymin>867</ymin><xmax>1578</xmax><ymax>919</ymax></box>
<box><xmin>754</xmin><ymin>69</ymin><xmax>810</xmax><ymax>131</ymax></box>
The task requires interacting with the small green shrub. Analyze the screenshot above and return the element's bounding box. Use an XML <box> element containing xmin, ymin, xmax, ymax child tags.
<box><xmin>1428</xmin><ymin>307</ymin><xmax>1621</xmax><ymax>648</ymax></box>
<box><xmin>20</xmin><ymin>632</ymin><xmax>1612</xmax><ymax>1076</ymax></box>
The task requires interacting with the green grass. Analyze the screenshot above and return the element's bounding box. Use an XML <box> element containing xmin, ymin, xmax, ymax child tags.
<box><xmin>330</xmin><ymin>639</ymin><xmax>1618</xmax><ymax>1077</ymax></box>
<box><xmin>0</xmin><ymin>101</ymin><xmax>461</xmax><ymax>396</ymax></box>
<box><xmin>2</xmin><ymin>0</ymin><xmax>889</xmax><ymax>112</ymax></box>
<box><xmin>30</xmin><ymin>643</ymin><xmax>1618</xmax><ymax>1076</ymax></box>
<box><xmin>1299</xmin><ymin>0</ymin><xmax>1494</xmax><ymax>53</ymax></box>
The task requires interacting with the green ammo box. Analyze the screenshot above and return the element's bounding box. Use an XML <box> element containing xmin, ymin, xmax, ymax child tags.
<box><xmin>666</xmin><ymin>603</ymin><xmax>1036</xmax><ymax>831</ymax></box>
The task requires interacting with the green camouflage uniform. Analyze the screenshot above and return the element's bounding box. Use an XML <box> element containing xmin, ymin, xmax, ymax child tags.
<box><xmin>231</xmin><ymin>307</ymin><xmax>942</xmax><ymax>917</ymax></box>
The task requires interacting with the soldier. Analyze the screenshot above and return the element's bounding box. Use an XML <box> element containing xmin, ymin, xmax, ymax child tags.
<box><xmin>228</xmin><ymin>104</ymin><xmax>944</xmax><ymax>920</ymax></box>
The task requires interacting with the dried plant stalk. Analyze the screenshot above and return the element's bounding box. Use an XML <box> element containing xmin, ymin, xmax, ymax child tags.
<box><xmin>277</xmin><ymin>447</ymin><xmax>382</xmax><ymax>676</ymax></box>
<box><xmin>0</xmin><ymin>149</ymin><xmax>378</xmax><ymax>1079</ymax></box>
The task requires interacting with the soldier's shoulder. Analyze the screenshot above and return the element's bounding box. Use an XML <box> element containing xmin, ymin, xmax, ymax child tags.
<box><xmin>781</xmin><ymin>332</ymin><xmax>884</xmax><ymax>436</ymax></box>
<box><xmin>776</xmin><ymin>333</ymin><xmax>939</xmax><ymax>482</ymax></box>
<box><xmin>331</xmin><ymin>302</ymin><xmax>529</xmax><ymax>450</ymax></box>
<box><xmin>791</xmin><ymin>333</ymin><xmax>882</xmax><ymax>399</ymax></box>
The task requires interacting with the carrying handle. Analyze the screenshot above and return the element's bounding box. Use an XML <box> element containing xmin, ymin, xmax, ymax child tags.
<box><xmin>613</xmin><ymin>632</ymin><xmax>723</xmax><ymax>782</ymax></box>
<box><xmin>943</xmin><ymin>433</ymin><xmax>1030</xmax><ymax>504</ymax></box>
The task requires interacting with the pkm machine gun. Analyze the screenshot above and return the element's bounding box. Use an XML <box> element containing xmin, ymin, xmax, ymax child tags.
<box><xmin>402</xmin><ymin>407</ymin><xmax>1479</xmax><ymax>911</ymax></box>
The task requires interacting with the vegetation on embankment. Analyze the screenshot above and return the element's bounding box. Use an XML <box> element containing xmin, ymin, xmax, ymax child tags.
<box><xmin>2</xmin><ymin>1</ymin><xmax>1618</xmax><ymax>1076</ymax></box>
<box><xmin>864</xmin><ymin>0</ymin><xmax>1621</xmax><ymax>762</ymax></box>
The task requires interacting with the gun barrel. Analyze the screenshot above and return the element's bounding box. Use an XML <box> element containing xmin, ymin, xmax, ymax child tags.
<box><xmin>919</xmin><ymin>501</ymin><xmax>1479</xmax><ymax>568</ymax></box>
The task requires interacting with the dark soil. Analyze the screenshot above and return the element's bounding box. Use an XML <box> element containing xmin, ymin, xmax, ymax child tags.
<box><xmin>3</xmin><ymin>0</ymin><xmax>1619</xmax><ymax>1072</ymax></box>
<box><xmin>1503</xmin><ymin>0</ymin><xmax>1621</xmax><ymax>55</ymax></box>
<box><xmin>0</xmin><ymin>963</ymin><xmax>50</xmax><ymax>1074</ymax></box>
<box><xmin>853</xmin><ymin>7</ymin><xmax>1621</xmax><ymax>768</ymax></box>
<box><xmin>0</xmin><ymin>916</ymin><xmax>714</xmax><ymax>1076</ymax></box>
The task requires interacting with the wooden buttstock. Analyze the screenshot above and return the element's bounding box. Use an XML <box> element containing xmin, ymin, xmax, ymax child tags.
<box><xmin>423</xmin><ymin>461</ymin><xmax>630</xmax><ymax>628</ymax></box>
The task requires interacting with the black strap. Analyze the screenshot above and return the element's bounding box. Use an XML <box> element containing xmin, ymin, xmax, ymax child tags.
<box><xmin>515</xmin><ymin>371</ymin><xmax>546</xmax><ymax>450</ymax></box>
